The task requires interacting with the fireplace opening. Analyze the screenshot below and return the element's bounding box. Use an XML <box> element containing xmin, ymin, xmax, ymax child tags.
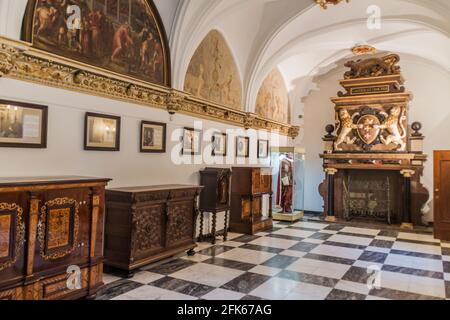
<box><xmin>343</xmin><ymin>170</ymin><xmax>400</xmax><ymax>224</ymax></box>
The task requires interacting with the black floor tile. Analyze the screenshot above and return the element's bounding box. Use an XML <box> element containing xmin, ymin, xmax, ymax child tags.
<box><xmin>261</xmin><ymin>255</ymin><xmax>299</xmax><ymax>269</ymax></box>
<box><xmin>221</xmin><ymin>272</ymin><xmax>271</xmax><ymax>294</ymax></box>
<box><xmin>150</xmin><ymin>276</ymin><xmax>215</xmax><ymax>298</ymax></box>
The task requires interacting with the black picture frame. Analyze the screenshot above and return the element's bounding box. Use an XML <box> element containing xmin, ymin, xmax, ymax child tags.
<box><xmin>236</xmin><ymin>136</ymin><xmax>250</xmax><ymax>158</ymax></box>
<box><xmin>258</xmin><ymin>139</ymin><xmax>269</xmax><ymax>158</ymax></box>
<box><xmin>0</xmin><ymin>99</ymin><xmax>48</xmax><ymax>149</ymax></box>
<box><xmin>140</xmin><ymin>121</ymin><xmax>167</xmax><ymax>153</ymax></box>
<box><xmin>212</xmin><ymin>132</ymin><xmax>227</xmax><ymax>156</ymax></box>
<box><xmin>84</xmin><ymin>112</ymin><xmax>121</xmax><ymax>151</ymax></box>
<box><xmin>182</xmin><ymin>127</ymin><xmax>202</xmax><ymax>155</ymax></box>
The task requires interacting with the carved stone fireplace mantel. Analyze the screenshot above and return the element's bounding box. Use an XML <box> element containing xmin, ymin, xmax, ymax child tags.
<box><xmin>319</xmin><ymin>54</ymin><xmax>429</xmax><ymax>227</ymax></box>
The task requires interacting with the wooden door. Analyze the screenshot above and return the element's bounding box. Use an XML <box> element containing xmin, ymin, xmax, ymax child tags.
<box><xmin>434</xmin><ymin>151</ymin><xmax>450</xmax><ymax>240</ymax></box>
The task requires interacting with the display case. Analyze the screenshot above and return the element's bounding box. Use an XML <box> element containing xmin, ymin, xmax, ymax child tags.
<box><xmin>270</xmin><ymin>147</ymin><xmax>306</xmax><ymax>222</ymax></box>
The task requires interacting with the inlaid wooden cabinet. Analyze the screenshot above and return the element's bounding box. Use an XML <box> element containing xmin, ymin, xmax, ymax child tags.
<box><xmin>230</xmin><ymin>167</ymin><xmax>273</xmax><ymax>235</ymax></box>
<box><xmin>0</xmin><ymin>176</ymin><xmax>110</xmax><ymax>300</ymax></box>
<box><xmin>104</xmin><ymin>185</ymin><xmax>203</xmax><ymax>277</ymax></box>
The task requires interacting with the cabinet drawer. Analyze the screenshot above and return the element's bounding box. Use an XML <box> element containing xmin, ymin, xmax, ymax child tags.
<box><xmin>40</xmin><ymin>268</ymin><xmax>89</xmax><ymax>300</ymax></box>
<box><xmin>0</xmin><ymin>287</ymin><xmax>23</xmax><ymax>300</ymax></box>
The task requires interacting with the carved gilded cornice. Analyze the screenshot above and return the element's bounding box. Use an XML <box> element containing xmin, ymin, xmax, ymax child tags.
<box><xmin>0</xmin><ymin>36</ymin><xmax>299</xmax><ymax>139</ymax></box>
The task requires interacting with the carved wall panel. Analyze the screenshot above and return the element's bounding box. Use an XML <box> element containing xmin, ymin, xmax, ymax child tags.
<box><xmin>166</xmin><ymin>201</ymin><xmax>193</xmax><ymax>247</ymax></box>
<box><xmin>184</xmin><ymin>30</ymin><xmax>243</xmax><ymax>110</ymax></box>
<box><xmin>255</xmin><ymin>68</ymin><xmax>291</xmax><ymax>123</ymax></box>
<box><xmin>133</xmin><ymin>205</ymin><xmax>164</xmax><ymax>255</ymax></box>
<box><xmin>39</xmin><ymin>198</ymin><xmax>79</xmax><ymax>260</ymax></box>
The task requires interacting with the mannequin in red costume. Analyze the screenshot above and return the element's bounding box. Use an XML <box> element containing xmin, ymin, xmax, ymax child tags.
<box><xmin>279</xmin><ymin>154</ymin><xmax>293</xmax><ymax>213</ymax></box>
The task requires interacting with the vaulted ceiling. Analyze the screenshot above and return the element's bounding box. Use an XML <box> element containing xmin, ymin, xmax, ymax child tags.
<box><xmin>167</xmin><ymin>0</ymin><xmax>450</xmax><ymax>113</ymax></box>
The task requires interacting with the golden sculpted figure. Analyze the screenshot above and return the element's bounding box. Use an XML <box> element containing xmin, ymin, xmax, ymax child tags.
<box><xmin>334</xmin><ymin>109</ymin><xmax>360</xmax><ymax>151</ymax></box>
<box><xmin>377</xmin><ymin>106</ymin><xmax>407</xmax><ymax>151</ymax></box>
<box><xmin>344</xmin><ymin>54</ymin><xmax>401</xmax><ymax>79</ymax></box>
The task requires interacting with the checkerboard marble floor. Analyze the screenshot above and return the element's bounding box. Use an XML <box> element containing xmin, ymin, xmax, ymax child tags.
<box><xmin>97</xmin><ymin>219</ymin><xmax>450</xmax><ymax>300</ymax></box>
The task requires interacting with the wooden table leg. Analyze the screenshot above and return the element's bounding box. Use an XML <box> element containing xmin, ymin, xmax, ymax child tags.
<box><xmin>224</xmin><ymin>210</ymin><xmax>229</xmax><ymax>242</ymax></box>
<box><xmin>198</xmin><ymin>210</ymin><xmax>204</xmax><ymax>242</ymax></box>
<box><xmin>211</xmin><ymin>211</ymin><xmax>217</xmax><ymax>245</ymax></box>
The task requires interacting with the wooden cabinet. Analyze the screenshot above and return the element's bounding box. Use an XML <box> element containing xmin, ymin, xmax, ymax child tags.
<box><xmin>230</xmin><ymin>167</ymin><xmax>273</xmax><ymax>235</ymax></box>
<box><xmin>0</xmin><ymin>176</ymin><xmax>110</xmax><ymax>300</ymax></box>
<box><xmin>104</xmin><ymin>185</ymin><xmax>203</xmax><ymax>276</ymax></box>
<box><xmin>199</xmin><ymin>168</ymin><xmax>232</xmax><ymax>244</ymax></box>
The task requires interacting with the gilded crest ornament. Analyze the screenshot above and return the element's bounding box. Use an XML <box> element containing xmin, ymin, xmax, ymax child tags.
<box><xmin>357</xmin><ymin>114</ymin><xmax>381</xmax><ymax>145</ymax></box>
<box><xmin>316</xmin><ymin>0</ymin><xmax>350</xmax><ymax>10</ymax></box>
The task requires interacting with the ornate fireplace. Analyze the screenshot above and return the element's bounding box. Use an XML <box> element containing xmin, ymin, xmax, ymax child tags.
<box><xmin>319</xmin><ymin>54</ymin><xmax>429</xmax><ymax>228</ymax></box>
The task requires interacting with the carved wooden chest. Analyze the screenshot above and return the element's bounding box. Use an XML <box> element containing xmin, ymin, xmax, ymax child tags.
<box><xmin>104</xmin><ymin>185</ymin><xmax>203</xmax><ymax>276</ymax></box>
<box><xmin>0</xmin><ymin>176</ymin><xmax>110</xmax><ymax>300</ymax></box>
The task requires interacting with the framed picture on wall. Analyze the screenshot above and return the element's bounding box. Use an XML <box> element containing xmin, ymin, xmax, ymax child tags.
<box><xmin>212</xmin><ymin>132</ymin><xmax>227</xmax><ymax>156</ymax></box>
<box><xmin>0</xmin><ymin>100</ymin><xmax>48</xmax><ymax>148</ymax></box>
<box><xmin>236</xmin><ymin>136</ymin><xmax>250</xmax><ymax>158</ymax></box>
<box><xmin>84</xmin><ymin>112</ymin><xmax>121</xmax><ymax>151</ymax></box>
<box><xmin>258</xmin><ymin>139</ymin><xmax>269</xmax><ymax>158</ymax></box>
<box><xmin>140</xmin><ymin>121</ymin><xmax>166</xmax><ymax>153</ymax></box>
<box><xmin>182</xmin><ymin>127</ymin><xmax>202</xmax><ymax>155</ymax></box>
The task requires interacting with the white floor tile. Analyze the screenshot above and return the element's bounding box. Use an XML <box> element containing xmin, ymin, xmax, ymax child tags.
<box><xmin>335</xmin><ymin>280</ymin><xmax>371</xmax><ymax>295</ymax></box>
<box><xmin>171</xmin><ymin>263</ymin><xmax>245</xmax><ymax>287</ymax></box>
<box><xmin>384</xmin><ymin>254</ymin><xmax>443</xmax><ymax>272</ymax></box>
<box><xmin>103</xmin><ymin>273</ymin><xmax>121</xmax><ymax>285</ymax></box>
<box><xmin>285</xmin><ymin>282</ymin><xmax>333</xmax><ymax>300</ymax></box>
<box><xmin>201</xmin><ymin>288</ymin><xmax>245</xmax><ymax>300</ymax></box>
<box><xmin>445</xmin><ymin>273</ymin><xmax>450</xmax><ymax>281</ymax></box>
<box><xmin>248</xmin><ymin>237</ymin><xmax>298</xmax><ymax>250</ymax></box>
<box><xmin>365</xmin><ymin>246</ymin><xmax>391</xmax><ymax>254</ymax></box>
<box><xmin>397</xmin><ymin>232</ymin><xmax>440</xmax><ymax>244</ymax></box>
<box><xmin>273</xmin><ymin>228</ymin><xmax>315</xmax><ymax>238</ymax></box>
<box><xmin>365</xmin><ymin>295</ymin><xmax>389</xmax><ymax>300</ymax></box>
<box><xmin>249</xmin><ymin>278</ymin><xmax>299</xmax><ymax>300</ymax></box>
<box><xmin>280</xmin><ymin>250</ymin><xmax>308</xmax><ymax>258</ymax></box>
<box><xmin>287</xmin><ymin>258</ymin><xmax>351</xmax><ymax>279</ymax></box>
<box><xmin>292</xmin><ymin>221</ymin><xmax>328</xmax><ymax>230</ymax></box>
<box><xmin>131</xmin><ymin>271</ymin><xmax>165</xmax><ymax>284</ymax></box>
<box><xmin>341</xmin><ymin>227</ymin><xmax>380</xmax><ymax>236</ymax></box>
<box><xmin>216</xmin><ymin>248</ymin><xmax>276</xmax><ymax>264</ymax></box>
<box><xmin>392</xmin><ymin>241</ymin><xmax>442</xmax><ymax>255</ymax></box>
<box><xmin>328</xmin><ymin>234</ymin><xmax>373</xmax><ymax>246</ymax></box>
<box><xmin>249</xmin><ymin>265</ymin><xmax>282</xmax><ymax>276</ymax></box>
<box><xmin>222</xmin><ymin>241</ymin><xmax>244</xmax><ymax>248</ymax></box>
<box><xmin>379</xmin><ymin>271</ymin><xmax>410</xmax><ymax>292</ymax></box>
<box><xmin>375</xmin><ymin>236</ymin><xmax>396</xmax><ymax>242</ymax></box>
<box><xmin>443</xmin><ymin>256</ymin><xmax>450</xmax><ymax>262</ymax></box>
<box><xmin>122</xmin><ymin>285</ymin><xmax>197</xmax><ymax>300</ymax></box>
<box><xmin>310</xmin><ymin>244</ymin><xmax>363</xmax><ymax>260</ymax></box>
<box><xmin>353</xmin><ymin>260</ymin><xmax>383</xmax><ymax>269</ymax></box>
<box><xmin>407</xmin><ymin>275</ymin><xmax>446</xmax><ymax>298</ymax></box>
<box><xmin>181</xmin><ymin>253</ymin><xmax>212</xmax><ymax>262</ymax></box>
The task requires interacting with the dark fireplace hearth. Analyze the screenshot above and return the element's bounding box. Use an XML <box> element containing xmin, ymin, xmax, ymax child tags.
<box><xmin>343</xmin><ymin>170</ymin><xmax>400</xmax><ymax>224</ymax></box>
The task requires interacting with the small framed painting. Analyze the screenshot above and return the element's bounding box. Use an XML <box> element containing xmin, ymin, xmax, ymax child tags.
<box><xmin>84</xmin><ymin>112</ymin><xmax>121</xmax><ymax>151</ymax></box>
<box><xmin>0</xmin><ymin>100</ymin><xmax>47</xmax><ymax>148</ymax></box>
<box><xmin>258</xmin><ymin>139</ymin><xmax>269</xmax><ymax>158</ymax></box>
<box><xmin>140</xmin><ymin>121</ymin><xmax>166</xmax><ymax>153</ymax></box>
<box><xmin>212</xmin><ymin>132</ymin><xmax>227</xmax><ymax>156</ymax></box>
<box><xmin>182</xmin><ymin>127</ymin><xmax>202</xmax><ymax>155</ymax></box>
<box><xmin>236</xmin><ymin>136</ymin><xmax>250</xmax><ymax>158</ymax></box>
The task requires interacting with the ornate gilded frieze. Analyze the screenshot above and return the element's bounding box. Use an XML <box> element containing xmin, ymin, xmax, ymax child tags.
<box><xmin>0</xmin><ymin>37</ymin><xmax>299</xmax><ymax>139</ymax></box>
<box><xmin>38</xmin><ymin>197</ymin><xmax>79</xmax><ymax>260</ymax></box>
<box><xmin>0</xmin><ymin>203</ymin><xmax>25</xmax><ymax>271</ymax></box>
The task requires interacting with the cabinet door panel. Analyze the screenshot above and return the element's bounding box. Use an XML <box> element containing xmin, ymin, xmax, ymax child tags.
<box><xmin>0</xmin><ymin>192</ymin><xmax>27</xmax><ymax>286</ymax></box>
<box><xmin>34</xmin><ymin>188</ymin><xmax>90</xmax><ymax>273</ymax></box>
<box><xmin>166</xmin><ymin>200</ymin><xmax>194</xmax><ymax>248</ymax></box>
<box><xmin>131</xmin><ymin>204</ymin><xmax>165</xmax><ymax>259</ymax></box>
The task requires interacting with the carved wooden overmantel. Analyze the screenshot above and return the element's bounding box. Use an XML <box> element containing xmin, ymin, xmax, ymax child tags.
<box><xmin>0</xmin><ymin>37</ymin><xmax>299</xmax><ymax>139</ymax></box>
<box><xmin>319</xmin><ymin>54</ymin><xmax>429</xmax><ymax>227</ymax></box>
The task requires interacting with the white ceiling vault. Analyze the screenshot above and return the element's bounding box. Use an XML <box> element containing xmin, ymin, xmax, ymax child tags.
<box><xmin>0</xmin><ymin>0</ymin><xmax>448</xmax><ymax>115</ymax></box>
<box><xmin>168</xmin><ymin>0</ymin><xmax>450</xmax><ymax>113</ymax></box>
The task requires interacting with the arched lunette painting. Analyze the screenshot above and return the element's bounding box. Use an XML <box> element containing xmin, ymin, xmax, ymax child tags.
<box><xmin>21</xmin><ymin>0</ymin><xmax>171</xmax><ymax>87</ymax></box>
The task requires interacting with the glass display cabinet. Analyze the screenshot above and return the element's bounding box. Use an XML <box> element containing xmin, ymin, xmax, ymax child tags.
<box><xmin>270</xmin><ymin>147</ymin><xmax>306</xmax><ymax>222</ymax></box>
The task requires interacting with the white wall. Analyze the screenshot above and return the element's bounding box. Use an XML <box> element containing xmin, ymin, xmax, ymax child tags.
<box><xmin>296</xmin><ymin>55</ymin><xmax>450</xmax><ymax>222</ymax></box>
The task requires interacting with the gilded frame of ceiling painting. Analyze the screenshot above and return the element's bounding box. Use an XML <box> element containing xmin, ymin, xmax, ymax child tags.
<box><xmin>0</xmin><ymin>1</ymin><xmax>299</xmax><ymax>138</ymax></box>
